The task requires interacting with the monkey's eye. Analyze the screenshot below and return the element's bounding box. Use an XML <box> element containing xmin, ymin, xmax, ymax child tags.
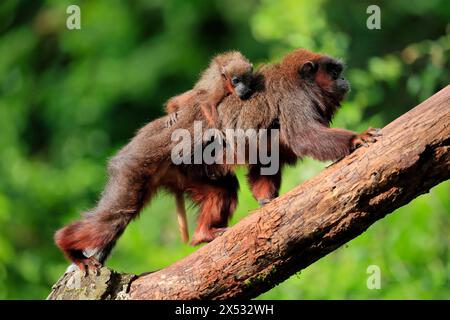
<box><xmin>331</xmin><ymin>70</ymin><xmax>339</xmax><ymax>80</ymax></box>
<box><xmin>231</xmin><ymin>76</ymin><xmax>240</xmax><ymax>86</ymax></box>
<box><xmin>327</xmin><ymin>63</ymin><xmax>343</xmax><ymax>80</ymax></box>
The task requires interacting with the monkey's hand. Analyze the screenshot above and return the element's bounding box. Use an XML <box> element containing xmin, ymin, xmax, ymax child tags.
<box><xmin>165</xmin><ymin>112</ymin><xmax>178</xmax><ymax>128</ymax></box>
<box><xmin>351</xmin><ymin>127</ymin><xmax>381</xmax><ymax>150</ymax></box>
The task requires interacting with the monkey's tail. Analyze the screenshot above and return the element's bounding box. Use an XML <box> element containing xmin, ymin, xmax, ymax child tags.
<box><xmin>175</xmin><ymin>193</ymin><xmax>189</xmax><ymax>243</ymax></box>
<box><xmin>54</xmin><ymin>213</ymin><xmax>131</xmax><ymax>264</ymax></box>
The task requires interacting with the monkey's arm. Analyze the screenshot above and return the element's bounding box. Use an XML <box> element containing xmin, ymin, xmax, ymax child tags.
<box><xmin>286</xmin><ymin>125</ymin><xmax>379</xmax><ymax>162</ymax></box>
<box><xmin>200</xmin><ymin>86</ymin><xmax>226</xmax><ymax>127</ymax></box>
<box><xmin>247</xmin><ymin>125</ymin><xmax>378</xmax><ymax>205</ymax></box>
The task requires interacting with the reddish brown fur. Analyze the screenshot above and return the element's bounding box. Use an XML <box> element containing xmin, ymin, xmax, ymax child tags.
<box><xmin>55</xmin><ymin>48</ymin><xmax>377</xmax><ymax>271</ymax></box>
<box><xmin>164</xmin><ymin>52</ymin><xmax>253</xmax><ymax>241</ymax></box>
<box><xmin>165</xmin><ymin>51</ymin><xmax>253</xmax><ymax>127</ymax></box>
<box><xmin>54</xmin><ymin>110</ymin><xmax>240</xmax><ymax>269</ymax></box>
<box><xmin>217</xmin><ymin>48</ymin><xmax>378</xmax><ymax>203</ymax></box>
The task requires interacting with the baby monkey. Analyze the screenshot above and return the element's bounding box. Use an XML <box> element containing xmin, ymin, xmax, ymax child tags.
<box><xmin>165</xmin><ymin>51</ymin><xmax>254</xmax><ymax>127</ymax></box>
<box><xmin>165</xmin><ymin>51</ymin><xmax>253</xmax><ymax>244</ymax></box>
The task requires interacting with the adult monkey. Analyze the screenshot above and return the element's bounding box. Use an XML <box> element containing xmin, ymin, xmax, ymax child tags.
<box><xmin>55</xmin><ymin>49</ymin><xmax>378</xmax><ymax>272</ymax></box>
<box><xmin>219</xmin><ymin>49</ymin><xmax>379</xmax><ymax>205</ymax></box>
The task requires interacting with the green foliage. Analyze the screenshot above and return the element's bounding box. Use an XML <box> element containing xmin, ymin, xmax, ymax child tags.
<box><xmin>0</xmin><ymin>0</ymin><xmax>448</xmax><ymax>299</ymax></box>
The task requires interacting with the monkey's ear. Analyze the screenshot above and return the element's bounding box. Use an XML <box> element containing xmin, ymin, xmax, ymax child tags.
<box><xmin>299</xmin><ymin>61</ymin><xmax>317</xmax><ymax>81</ymax></box>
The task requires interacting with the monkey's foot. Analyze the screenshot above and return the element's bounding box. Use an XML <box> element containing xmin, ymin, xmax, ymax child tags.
<box><xmin>211</xmin><ymin>227</ymin><xmax>228</xmax><ymax>237</ymax></box>
<box><xmin>329</xmin><ymin>156</ymin><xmax>345</xmax><ymax>166</ymax></box>
<box><xmin>165</xmin><ymin>112</ymin><xmax>178</xmax><ymax>128</ymax></box>
<box><xmin>74</xmin><ymin>257</ymin><xmax>102</xmax><ymax>276</ymax></box>
<box><xmin>258</xmin><ymin>198</ymin><xmax>273</xmax><ymax>206</ymax></box>
<box><xmin>351</xmin><ymin>127</ymin><xmax>381</xmax><ymax>149</ymax></box>
<box><xmin>190</xmin><ymin>227</ymin><xmax>228</xmax><ymax>246</ymax></box>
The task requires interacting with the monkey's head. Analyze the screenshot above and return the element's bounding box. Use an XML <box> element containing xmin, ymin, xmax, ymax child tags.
<box><xmin>215</xmin><ymin>51</ymin><xmax>254</xmax><ymax>99</ymax></box>
<box><xmin>281</xmin><ymin>49</ymin><xmax>350</xmax><ymax>107</ymax></box>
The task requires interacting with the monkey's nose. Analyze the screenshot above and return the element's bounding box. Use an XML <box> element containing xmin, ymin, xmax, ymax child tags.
<box><xmin>337</xmin><ymin>79</ymin><xmax>350</xmax><ymax>95</ymax></box>
<box><xmin>237</xmin><ymin>87</ymin><xmax>252</xmax><ymax>99</ymax></box>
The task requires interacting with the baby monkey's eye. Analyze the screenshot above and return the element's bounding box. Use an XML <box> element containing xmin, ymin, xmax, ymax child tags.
<box><xmin>231</xmin><ymin>76</ymin><xmax>240</xmax><ymax>86</ymax></box>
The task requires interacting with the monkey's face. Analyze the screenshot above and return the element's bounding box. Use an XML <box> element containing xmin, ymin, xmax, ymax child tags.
<box><xmin>298</xmin><ymin>57</ymin><xmax>350</xmax><ymax>102</ymax></box>
<box><xmin>230</xmin><ymin>71</ymin><xmax>253</xmax><ymax>99</ymax></box>
<box><xmin>281</xmin><ymin>49</ymin><xmax>350</xmax><ymax>105</ymax></box>
<box><xmin>223</xmin><ymin>64</ymin><xmax>254</xmax><ymax>99</ymax></box>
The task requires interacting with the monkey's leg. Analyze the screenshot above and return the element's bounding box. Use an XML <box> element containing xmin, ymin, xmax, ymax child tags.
<box><xmin>200</xmin><ymin>102</ymin><xmax>218</xmax><ymax>127</ymax></box>
<box><xmin>201</xmin><ymin>86</ymin><xmax>227</xmax><ymax>127</ymax></box>
<box><xmin>165</xmin><ymin>90</ymin><xmax>197</xmax><ymax>127</ymax></box>
<box><xmin>189</xmin><ymin>174</ymin><xmax>239</xmax><ymax>245</ymax></box>
<box><xmin>55</xmin><ymin>158</ymin><xmax>159</xmax><ymax>271</ymax></box>
<box><xmin>208</xmin><ymin>103</ymin><xmax>219</xmax><ymax>127</ymax></box>
<box><xmin>247</xmin><ymin>164</ymin><xmax>282</xmax><ymax>206</ymax></box>
<box><xmin>166</xmin><ymin>90</ymin><xmax>196</xmax><ymax>114</ymax></box>
<box><xmin>165</xmin><ymin>99</ymin><xmax>179</xmax><ymax>114</ymax></box>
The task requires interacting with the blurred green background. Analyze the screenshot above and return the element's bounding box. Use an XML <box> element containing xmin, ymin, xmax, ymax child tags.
<box><xmin>0</xmin><ymin>0</ymin><xmax>448</xmax><ymax>299</ymax></box>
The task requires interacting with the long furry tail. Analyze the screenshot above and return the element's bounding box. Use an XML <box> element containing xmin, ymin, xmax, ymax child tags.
<box><xmin>54</xmin><ymin>214</ymin><xmax>130</xmax><ymax>264</ymax></box>
<box><xmin>175</xmin><ymin>193</ymin><xmax>189</xmax><ymax>243</ymax></box>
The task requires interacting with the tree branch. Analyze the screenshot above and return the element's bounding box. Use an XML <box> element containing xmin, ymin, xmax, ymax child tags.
<box><xmin>48</xmin><ymin>86</ymin><xmax>450</xmax><ymax>300</ymax></box>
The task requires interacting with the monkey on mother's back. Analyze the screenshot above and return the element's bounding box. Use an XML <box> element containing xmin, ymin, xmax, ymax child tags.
<box><xmin>164</xmin><ymin>51</ymin><xmax>255</xmax><ymax>243</ymax></box>
<box><xmin>165</xmin><ymin>51</ymin><xmax>254</xmax><ymax>128</ymax></box>
<box><xmin>54</xmin><ymin>48</ymin><xmax>379</xmax><ymax>273</ymax></box>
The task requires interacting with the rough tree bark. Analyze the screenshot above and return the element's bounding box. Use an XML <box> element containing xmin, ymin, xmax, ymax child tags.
<box><xmin>48</xmin><ymin>86</ymin><xmax>450</xmax><ymax>300</ymax></box>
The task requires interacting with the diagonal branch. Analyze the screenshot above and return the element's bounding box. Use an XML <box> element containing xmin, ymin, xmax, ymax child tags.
<box><xmin>48</xmin><ymin>86</ymin><xmax>450</xmax><ymax>300</ymax></box>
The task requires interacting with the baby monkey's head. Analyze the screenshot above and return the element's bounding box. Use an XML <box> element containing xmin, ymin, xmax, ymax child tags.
<box><xmin>215</xmin><ymin>51</ymin><xmax>254</xmax><ymax>99</ymax></box>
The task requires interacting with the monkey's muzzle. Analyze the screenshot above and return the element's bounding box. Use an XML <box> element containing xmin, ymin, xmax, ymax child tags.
<box><xmin>235</xmin><ymin>83</ymin><xmax>252</xmax><ymax>99</ymax></box>
<box><xmin>336</xmin><ymin>78</ymin><xmax>350</xmax><ymax>94</ymax></box>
